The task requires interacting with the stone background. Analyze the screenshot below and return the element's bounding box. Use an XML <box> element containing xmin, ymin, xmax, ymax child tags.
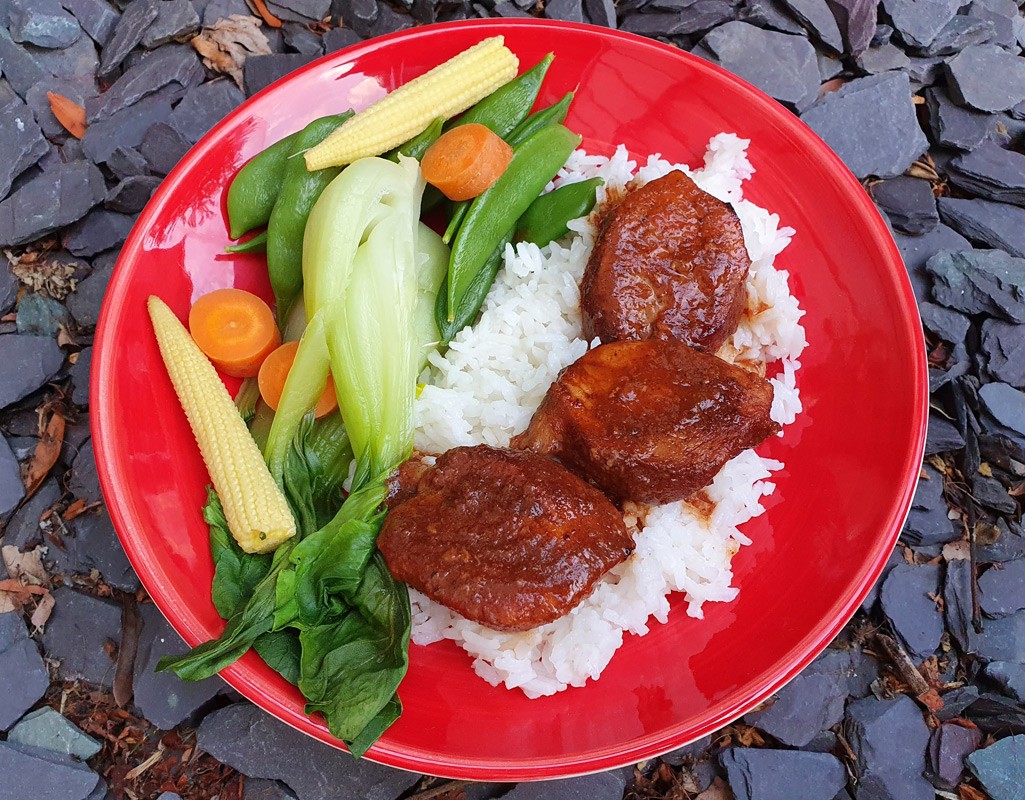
<box><xmin>1</xmin><ymin>0</ymin><xmax>1024</xmax><ymax>798</ymax></box>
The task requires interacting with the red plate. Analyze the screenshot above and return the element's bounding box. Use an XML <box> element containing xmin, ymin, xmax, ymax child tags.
<box><xmin>93</xmin><ymin>20</ymin><xmax>927</xmax><ymax>781</ymax></box>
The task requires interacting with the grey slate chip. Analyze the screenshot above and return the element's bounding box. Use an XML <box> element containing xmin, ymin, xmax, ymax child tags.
<box><xmin>584</xmin><ymin>0</ymin><xmax>616</xmax><ymax>27</ymax></box>
<box><xmin>966</xmin><ymin>734</ymin><xmax>1025</xmax><ymax>800</ymax></box>
<box><xmin>720</xmin><ymin>748</ymin><xmax>847</xmax><ymax>800</ymax></box>
<box><xmin>66</xmin><ymin>262</ymin><xmax>112</xmax><ymax>329</ymax></box>
<box><xmin>50</xmin><ymin>507</ymin><xmax>140</xmax><ymax>591</ymax></box>
<box><xmin>871</xmin><ymin>176</ymin><xmax>937</xmax><ymax>234</ymax></box>
<box><xmin>0</xmin><ymin>334</ymin><xmax>64</xmax><ymax>409</ymax></box>
<box><xmin>58</xmin><ymin>0</ymin><xmax>119</xmax><ymax>46</ymax></box>
<box><xmin>27</xmin><ymin>29</ymin><xmax>98</xmax><ymax>81</ymax></box>
<box><xmin>925</xmin><ymin>249</ymin><xmax>1025</xmax><ymax>323</ymax></box>
<box><xmin>973</xmin><ymin>474</ymin><xmax>1017</xmax><ymax>515</ymax></box>
<box><xmin>824</xmin><ymin>0</ymin><xmax>877</xmax><ymax>56</ymax></box>
<box><xmin>545</xmin><ymin>0</ymin><xmax>584</xmax><ymax>21</ymax></box>
<box><xmin>9</xmin><ymin>0</ymin><xmax>82</xmax><ymax>49</ymax></box>
<box><xmin>0</xmin><ymin>263</ymin><xmax>16</xmax><ymax>315</ymax></box>
<box><xmin>779</xmin><ymin>0</ymin><xmax>843</xmax><ymax>51</ymax></box>
<box><xmin>133</xmin><ymin>604</ymin><xmax>222</xmax><ymax>730</ymax></box>
<box><xmin>699</xmin><ymin>21</ymin><xmax>819</xmax><ymax>110</ymax></box>
<box><xmin>938</xmin><ymin>197</ymin><xmax>1025</xmax><ymax>259</ymax></box>
<box><xmin>980</xmin><ymin>318</ymin><xmax>1025</xmax><ymax>388</ymax></box>
<box><xmin>322</xmin><ymin>25</ymin><xmax>361</xmax><ymax>51</ymax></box>
<box><xmin>81</xmin><ymin>86</ymin><xmax>176</xmax><ymax>163</ymax></box>
<box><xmin>198</xmin><ymin>702</ymin><xmax>421</xmax><ymax>800</ymax></box>
<box><xmin>87</xmin><ymin>45</ymin><xmax>202</xmax><ymax>122</ymax></box>
<box><xmin>243</xmin><ymin>52</ymin><xmax>318</xmax><ymax>96</ymax></box>
<box><xmin>980</xmin><ymin>559</ymin><xmax>1025</xmax><ymax>617</ymax></box>
<box><xmin>901</xmin><ymin>462</ymin><xmax>959</xmax><ymax>546</ymax></box>
<box><xmin>62</xmin><ymin>208</ymin><xmax>135</xmax><ymax>257</ymax></box>
<box><xmin>335</xmin><ymin>0</ymin><xmax>378</xmax><ymax>36</ymax></box>
<box><xmin>139</xmin><ymin>121</ymin><xmax>191</xmax><ymax>175</ymax></box>
<box><xmin>980</xmin><ymin>382</ymin><xmax>1025</xmax><ymax>438</ymax></box>
<box><xmin>919</xmin><ymin>301</ymin><xmax>968</xmax><ymax>343</ymax></box>
<box><xmin>475</xmin><ymin>773</ymin><xmax>630</xmax><ymax>800</ymax></box>
<box><xmin>844</xmin><ymin>695</ymin><xmax>934</xmax><ymax>800</ymax></box>
<box><xmin>201</xmin><ymin>0</ymin><xmax>251</xmax><ymax>25</ymax></box>
<box><xmin>365</xmin><ymin>1</ymin><xmax>413</xmax><ymax>36</ymax></box>
<box><xmin>5</xmin><ymin>477</ymin><xmax>60</xmax><ymax>550</ymax></box>
<box><xmin>744</xmin><ymin>672</ymin><xmax>846</xmax><ymax>746</ymax></box>
<box><xmin>141</xmin><ymin>0</ymin><xmax>200</xmax><ymax>48</ymax></box>
<box><xmin>67</xmin><ymin>438</ymin><xmax>100</xmax><ymax>503</ymax></box>
<box><xmin>0</xmin><ymin>435</ymin><xmax>24</xmax><ymax>518</ymax></box>
<box><xmin>42</xmin><ymin>586</ymin><xmax>121</xmax><ymax>687</ymax></box>
<box><xmin>0</xmin><ymin>91</ymin><xmax>49</xmax><ymax>200</ymax></box>
<box><xmin>15</xmin><ymin>292</ymin><xmax>66</xmax><ymax>336</ymax></box>
<box><xmin>881</xmin><ymin>0</ymin><xmax>960</xmax><ymax>47</ymax></box>
<box><xmin>948</xmin><ymin>143</ymin><xmax>1025</xmax><ymax>207</ymax></box>
<box><xmin>855</xmin><ymin>41</ymin><xmax>910</xmax><ymax>74</ymax></box>
<box><xmin>97</xmin><ymin>0</ymin><xmax>158</xmax><ymax>76</ymax></box>
<box><xmin>906</xmin><ymin>56</ymin><xmax>943</xmax><ymax>88</ymax></box>
<box><xmin>0</xmin><ymin>612</ymin><xmax>49</xmax><ymax>730</ymax></box>
<box><xmin>8</xmin><ymin>707</ymin><xmax>102</xmax><ymax>760</ymax></box>
<box><xmin>106</xmin><ymin>146</ymin><xmax>150</xmax><ymax>180</ymax></box>
<box><xmin>800</xmin><ymin>71</ymin><xmax>927</xmax><ymax>179</ymax></box>
<box><xmin>0</xmin><ymin>742</ymin><xmax>102</xmax><ymax>800</ymax></box>
<box><xmin>946</xmin><ymin>44</ymin><xmax>1025</xmax><ymax>112</ymax></box>
<box><xmin>983</xmin><ymin>661</ymin><xmax>1025</xmax><ymax>702</ymax></box>
<box><xmin>168</xmin><ymin>78</ymin><xmax>245</xmax><ymax>143</ymax></box>
<box><xmin>24</xmin><ymin>78</ymin><xmax>93</xmax><ymax>139</ymax></box>
<box><xmin>740</xmin><ymin>0</ymin><xmax>805</xmax><ymax>34</ymax></box>
<box><xmin>817</xmin><ymin>50</ymin><xmax>843</xmax><ymax>81</ymax></box>
<box><xmin>925</xmin><ymin>414</ymin><xmax>965</xmax><ymax>454</ymax></box>
<box><xmin>0</xmin><ymin>27</ymin><xmax>49</xmax><ymax>99</ymax></box>
<box><xmin>243</xmin><ymin>779</ymin><xmax>299</xmax><ymax>800</ymax></box>
<box><xmin>281</xmin><ymin>22</ymin><xmax>323</xmax><ymax>55</ymax></box>
<box><xmin>105</xmin><ymin>175</ymin><xmax>160</xmax><ymax>214</ymax></box>
<box><xmin>925</xmin><ymin>85</ymin><xmax>998</xmax><ymax>151</ymax></box>
<box><xmin>927</xmin><ymin>722</ymin><xmax>982</xmax><ymax>790</ymax></box>
<box><xmin>921</xmin><ymin>13</ymin><xmax>996</xmax><ymax>56</ymax></box>
<box><xmin>880</xmin><ymin>563</ymin><xmax>944</xmax><ymax>658</ymax></box>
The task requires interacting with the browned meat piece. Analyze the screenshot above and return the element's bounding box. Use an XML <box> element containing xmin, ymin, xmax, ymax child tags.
<box><xmin>512</xmin><ymin>340</ymin><xmax>780</xmax><ymax>505</ymax></box>
<box><xmin>581</xmin><ymin>170</ymin><xmax>750</xmax><ymax>352</ymax></box>
<box><xmin>377</xmin><ymin>445</ymin><xmax>633</xmax><ymax>631</ymax></box>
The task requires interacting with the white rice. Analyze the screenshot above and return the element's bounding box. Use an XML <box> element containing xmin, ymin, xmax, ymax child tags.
<box><xmin>410</xmin><ymin>135</ymin><xmax>807</xmax><ymax>698</ymax></box>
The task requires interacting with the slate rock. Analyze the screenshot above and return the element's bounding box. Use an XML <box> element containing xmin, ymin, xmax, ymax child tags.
<box><xmin>139</xmin><ymin>121</ymin><xmax>191</xmax><ymax>176</ymax></box>
<box><xmin>266</xmin><ymin>0</ymin><xmax>331</xmax><ymax>22</ymax></box>
<box><xmin>949</xmin><ymin>143</ymin><xmax>1025</xmax><ymax>208</ymax></box>
<box><xmin>0</xmin><ymin>27</ymin><xmax>49</xmax><ymax>99</ymax></box>
<box><xmin>8</xmin><ymin>708</ymin><xmax>102</xmax><ymax>760</ymax></box>
<box><xmin>980</xmin><ymin>559</ymin><xmax>1025</xmax><ymax>620</ymax></box>
<box><xmin>0</xmin><ymin>334</ymin><xmax>64</xmax><ymax>409</ymax></box>
<box><xmin>720</xmin><ymin>748</ymin><xmax>847</xmax><ymax>800</ymax></box>
<box><xmin>963</xmin><ymin>692</ymin><xmax>1025</xmax><ymax>736</ymax></box>
<box><xmin>198</xmin><ymin>702</ymin><xmax>421</xmax><ymax>800</ymax></box>
<box><xmin>906</xmin><ymin>56</ymin><xmax>943</xmax><ymax>88</ymax></box>
<box><xmin>699</xmin><ymin>22</ymin><xmax>819</xmax><ymax>110</ymax></box>
<box><xmin>621</xmin><ymin>12</ymin><xmax>695</xmax><ymax>35</ymax></box>
<box><xmin>855</xmin><ymin>41</ymin><xmax>910</xmax><ymax>74</ymax></box>
<box><xmin>67</xmin><ymin>438</ymin><xmax>100</xmax><ymax>503</ymax></box>
<box><xmin>15</xmin><ymin>292</ymin><xmax>66</xmax><ymax>337</ymax></box>
<box><xmin>62</xmin><ymin>209</ymin><xmax>134</xmax><ymax>257</ymax></box>
<box><xmin>281</xmin><ymin>23</ymin><xmax>323</xmax><ymax>55</ymax></box>
<box><xmin>87</xmin><ymin>45</ymin><xmax>201</xmax><ymax>123</ymax></box>
<box><xmin>881</xmin><ymin>0</ymin><xmax>959</xmax><ymax>47</ymax></box>
<box><xmin>0</xmin><ymin>613</ymin><xmax>48</xmax><ymax>731</ymax></box>
<box><xmin>81</xmin><ymin>86</ymin><xmax>169</xmax><ymax>162</ymax></box>
<box><xmin>97</xmin><ymin>0</ymin><xmax>158</xmax><ymax>76</ymax></box>
<box><xmin>364</xmin><ymin>2</ymin><xmax>413</xmax><ymax>37</ymax></box>
<box><xmin>106</xmin><ymin>146</ymin><xmax>149</xmax><ymax>180</ymax></box>
<box><xmin>816</xmin><ymin>51</ymin><xmax>843</xmax><ymax>81</ymax></box>
<box><xmin>0</xmin><ymin>742</ymin><xmax>102</xmax><ymax>800</ymax></box>
<box><xmin>947</xmin><ymin>45</ymin><xmax>1025</xmax><ymax>112</ymax></box>
<box><xmin>981</xmin><ymin>383</ymin><xmax>1025</xmax><ymax>438</ymax></box>
<box><xmin>58</xmin><ymin>0</ymin><xmax>119</xmax><ymax>47</ymax></box>
<box><xmin>871</xmin><ymin>176</ymin><xmax>936</xmax><ymax>235</ymax></box>
<box><xmin>169</xmin><ymin>78</ymin><xmax>244</xmax><ymax>144</ymax></box>
<box><xmin>844</xmin><ymin>695</ymin><xmax>933</xmax><ymax>800</ymax></box>
<box><xmin>546</xmin><ymin>0</ymin><xmax>584</xmax><ymax>21</ymax></box>
<box><xmin>973</xmin><ymin>473</ymin><xmax>1017</xmax><ymax>515</ymax></box>
<box><xmin>67</xmin><ymin>262</ymin><xmax>112</xmax><ymax>328</ymax></box>
<box><xmin>49</xmin><ymin>507</ymin><xmax>139</xmax><ymax>591</ymax></box>
<box><xmin>978</xmin><ymin>518</ymin><xmax>1025</xmax><ymax>565</ymax></box>
<box><xmin>880</xmin><ymin>563</ymin><xmax>944</xmax><ymax>657</ymax></box>
<box><xmin>104</xmin><ymin>175</ymin><xmax>159</xmax><ymax>214</ymax></box>
<box><xmin>141</xmin><ymin>0</ymin><xmax>200</xmax><ymax>48</ymax></box>
<box><xmin>502</xmin><ymin>772</ymin><xmax>628</xmax><ymax>799</ymax></box>
<box><xmin>824</xmin><ymin>0</ymin><xmax>877</xmax><ymax>56</ymax></box>
<box><xmin>740</xmin><ymin>0</ymin><xmax>806</xmax><ymax>34</ymax></box>
<box><xmin>244</xmin><ymin>779</ymin><xmax>299</xmax><ymax>800</ymax></box>
<box><xmin>157</xmin><ymin>794</ymin><xmax>184</xmax><ymax>800</ymax></box>
<box><xmin>893</xmin><ymin>226</ymin><xmax>969</xmax><ymax>304</ymax></box>
<box><xmin>42</xmin><ymin>586</ymin><xmax>120</xmax><ymax>686</ymax></box>
<box><xmin>0</xmin><ymin>264</ymin><xmax>16</xmax><ymax>315</ymax></box>
<box><xmin>779</xmin><ymin>0</ymin><xmax>843</xmax><ymax>51</ymax></box>
<box><xmin>0</xmin><ymin>91</ymin><xmax>48</xmax><ymax>200</ymax></box>
<box><xmin>800</xmin><ymin>71</ymin><xmax>927</xmax><ymax>179</ymax></box>
<box><xmin>925</xmin><ymin>86</ymin><xmax>999</xmax><ymax>151</ymax></box>
<box><xmin>0</xmin><ymin>437</ymin><xmax>23</xmax><ymax>522</ymax></box>
<box><xmin>9</xmin><ymin>0</ymin><xmax>82</xmax><ymax>49</ymax></box>
<box><xmin>0</xmin><ymin>160</ymin><xmax>105</xmax><ymax>246</ymax></box>
<box><xmin>973</xmin><ymin>611</ymin><xmax>1025</xmax><ymax>663</ymax></box>
<box><xmin>745</xmin><ymin>671</ymin><xmax>846</xmax><ymax>746</ymax></box>
<box><xmin>133</xmin><ymin>605</ymin><xmax>222</xmax><ymax>729</ymax></box>
<box><xmin>5</xmin><ymin>477</ymin><xmax>60</xmax><ymax>549</ymax></box>
<box><xmin>927</xmin><ymin>721</ymin><xmax>982</xmax><ymax>789</ymax></box>
<box><xmin>981</xmin><ymin>319</ymin><xmax>1025</xmax><ymax>389</ymax></box>
<box><xmin>926</xmin><ymin>249</ymin><xmax>1025</xmax><ymax>323</ymax></box>
<box><xmin>243</xmin><ymin>52</ymin><xmax>318</xmax><ymax>96</ymax></box>
<box><xmin>24</xmin><ymin>77</ymin><xmax>93</xmax><ymax>139</ymax></box>
<box><xmin>925</xmin><ymin>414</ymin><xmax>965</xmax><ymax>455</ymax></box>
<box><xmin>202</xmin><ymin>0</ymin><xmax>251</xmax><ymax>24</ymax></box>
<box><xmin>901</xmin><ymin>463</ymin><xmax>959</xmax><ymax>546</ymax></box>
<box><xmin>27</xmin><ymin>27</ymin><xmax>98</xmax><ymax>81</ymax></box>
<box><xmin>584</xmin><ymin>0</ymin><xmax>616</xmax><ymax>27</ymax></box>
<box><xmin>919</xmin><ymin>301</ymin><xmax>968</xmax><ymax>344</ymax></box>
<box><xmin>322</xmin><ymin>25</ymin><xmax>361</xmax><ymax>51</ymax></box>
<box><xmin>922</xmin><ymin>13</ymin><xmax>996</xmax><ymax>56</ymax></box>
<box><xmin>335</xmin><ymin>0</ymin><xmax>377</xmax><ymax>36</ymax></box>
<box><xmin>984</xmin><ymin>661</ymin><xmax>1025</xmax><ymax>702</ymax></box>
<box><xmin>967</xmin><ymin>734</ymin><xmax>1025</xmax><ymax>800</ymax></box>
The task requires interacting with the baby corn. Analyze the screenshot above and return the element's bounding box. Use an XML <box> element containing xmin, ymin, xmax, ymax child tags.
<box><xmin>147</xmin><ymin>296</ymin><xmax>296</xmax><ymax>554</ymax></box>
<box><xmin>304</xmin><ymin>36</ymin><xmax>518</xmax><ymax>170</ymax></box>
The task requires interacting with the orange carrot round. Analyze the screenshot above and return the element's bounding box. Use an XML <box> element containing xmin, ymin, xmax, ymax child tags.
<box><xmin>420</xmin><ymin>123</ymin><xmax>514</xmax><ymax>201</ymax></box>
<box><xmin>188</xmin><ymin>288</ymin><xmax>280</xmax><ymax>378</ymax></box>
<box><xmin>257</xmin><ymin>341</ymin><xmax>338</xmax><ymax>418</ymax></box>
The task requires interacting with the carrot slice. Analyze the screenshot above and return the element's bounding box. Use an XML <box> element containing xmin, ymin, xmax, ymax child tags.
<box><xmin>420</xmin><ymin>123</ymin><xmax>514</xmax><ymax>201</ymax></box>
<box><xmin>188</xmin><ymin>288</ymin><xmax>280</xmax><ymax>378</ymax></box>
<box><xmin>257</xmin><ymin>341</ymin><xmax>338</xmax><ymax>418</ymax></box>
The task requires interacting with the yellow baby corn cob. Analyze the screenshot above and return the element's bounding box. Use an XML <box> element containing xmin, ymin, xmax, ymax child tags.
<box><xmin>304</xmin><ymin>36</ymin><xmax>519</xmax><ymax>170</ymax></box>
<box><xmin>147</xmin><ymin>296</ymin><xmax>296</xmax><ymax>554</ymax></box>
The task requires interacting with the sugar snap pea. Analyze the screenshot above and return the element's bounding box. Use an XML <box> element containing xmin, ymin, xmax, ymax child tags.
<box><xmin>516</xmin><ymin>177</ymin><xmax>602</xmax><ymax>248</ymax></box>
<box><xmin>451</xmin><ymin>53</ymin><xmax>553</xmax><ymax>139</ymax></box>
<box><xmin>446</xmin><ymin>123</ymin><xmax>581</xmax><ymax>319</ymax></box>
<box><xmin>266</xmin><ymin>111</ymin><xmax>354</xmax><ymax>322</ymax></box>
<box><xmin>385</xmin><ymin>116</ymin><xmax>445</xmax><ymax>162</ymax></box>
<box><xmin>434</xmin><ymin>232</ymin><xmax>512</xmax><ymax>346</ymax></box>
<box><xmin>507</xmin><ymin>91</ymin><xmax>573</xmax><ymax>147</ymax></box>
<box><xmin>225</xmin><ymin>229</ymin><xmax>268</xmax><ymax>254</ymax></box>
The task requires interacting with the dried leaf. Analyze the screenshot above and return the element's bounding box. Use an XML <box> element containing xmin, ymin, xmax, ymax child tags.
<box><xmin>943</xmin><ymin>539</ymin><xmax>971</xmax><ymax>561</ymax></box>
<box><xmin>63</xmin><ymin>498</ymin><xmax>101</xmax><ymax>521</ymax></box>
<box><xmin>30</xmin><ymin>590</ymin><xmax>55</xmax><ymax>630</ymax></box>
<box><xmin>22</xmin><ymin>412</ymin><xmax>65</xmax><ymax>498</ymax></box>
<box><xmin>2</xmin><ymin>545</ymin><xmax>48</xmax><ymax>585</ymax></box>
<box><xmin>958</xmin><ymin>786</ymin><xmax>987</xmax><ymax>800</ymax></box>
<box><xmin>245</xmin><ymin>0</ymin><xmax>282</xmax><ymax>28</ymax></box>
<box><xmin>978</xmin><ymin>462</ymin><xmax>993</xmax><ymax>477</ymax></box>
<box><xmin>191</xmin><ymin>15</ymin><xmax>272</xmax><ymax>88</ymax></box>
<box><xmin>6</xmin><ymin>248</ymin><xmax>78</xmax><ymax>299</ymax></box>
<box><xmin>818</xmin><ymin>78</ymin><xmax>846</xmax><ymax>98</ymax></box>
<box><xmin>47</xmin><ymin>91</ymin><xmax>87</xmax><ymax>138</ymax></box>
<box><xmin>58</xmin><ymin>326</ymin><xmax>77</xmax><ymax>348</ymax></box>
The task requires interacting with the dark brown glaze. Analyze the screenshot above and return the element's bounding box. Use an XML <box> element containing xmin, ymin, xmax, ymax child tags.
<box><xmin>581</xmin><ymin>170</ymin><xmax>750</xmax><ymax>352</ymax></box>
<box><xmin>377</xmin><ymin>445</ymin><xmax>634</xmax><ymax>631</ymax></box>
<box><xmin>512</xmin><ymin>340</ymin><xmax>780</xmax><ymax>505</ymax></box>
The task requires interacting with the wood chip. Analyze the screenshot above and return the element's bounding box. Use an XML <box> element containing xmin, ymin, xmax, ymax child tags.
<box><xmin>47</xmin><ymin>92</ymin><xmax>87</xmax><ymax>139</ymax></box>
<box><xmin>245</xmin><ymin>0</ymin><xmax>282</xmax><ymax>27</ymax></box>
<box><xmin>958</xmin><ymin>786</ymin><xmax>987</xmax><ymax>800</ymax></box>
<box><xmin>21</xmin><ymin>412</ymin><xmax>65</xmax><ymax>499</ymax></box>
<box><xmin>875</xmin><ymin>631</ymin><xmax>944</xmax><ymax>713</ymax></box>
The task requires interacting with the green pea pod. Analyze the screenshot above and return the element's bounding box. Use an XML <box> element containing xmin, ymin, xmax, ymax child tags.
<box><xmin>225</xmin><ymin>229</ymin><xmax>268</xmax><ymax>254</ymax></box>
<box><xmin>516</xmin><ymin>177</ymin><xmax>602</xmax><ymax>248</ymax></box>
<box><xmin>434</xmin><ymin>232</ymin><xmax>512</xmax><ymax>346</ymax></box>
<box><xmin>266</xmin><ymin>112</ymin><xmax>354</xmax><ymax>322</ymax></box>
<box><xmin>446</xmin><ymin>124</ymin><xmax>581</xmax><ymax>319</ymax></box>
<box><xmin>385</xmin><ymin>116</ymin><xmax>444</xmax><ymax>162</ymax></box>
<box><xmin>451</xmin><ymin>53</ymin><xmax>554</xmax><ymax>138</ymax></box>
<box><xmin>507</xmin><ymin>91</ymin><xmax>573</xmax><ymax>147</ymax></box>
<box><xmin>441</xmin><ymin>202</ymin><xmax>466</xmax><ymax>245</ymax></box>
<box><xmin>226</xmin><ymin>112</ymin><xmax>352</xmax><ymax>239</ymax></box>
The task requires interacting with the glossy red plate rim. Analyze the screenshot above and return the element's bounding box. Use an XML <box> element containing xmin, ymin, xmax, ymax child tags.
<box><xmin>92</xmin><ymin>19</ymin><xmax>928</xmax><ymax>780</ymax></box>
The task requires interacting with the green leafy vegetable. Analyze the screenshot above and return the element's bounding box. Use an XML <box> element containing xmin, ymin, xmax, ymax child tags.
<box><xmin>206</xmin><ymin>488</ymin><xmax>271</xmax><ymax>619</ymax></box>
<box><xmin>254</xmin><ymin>629</ymin><xmax>302</xmax><ymax>685</ymax></box>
